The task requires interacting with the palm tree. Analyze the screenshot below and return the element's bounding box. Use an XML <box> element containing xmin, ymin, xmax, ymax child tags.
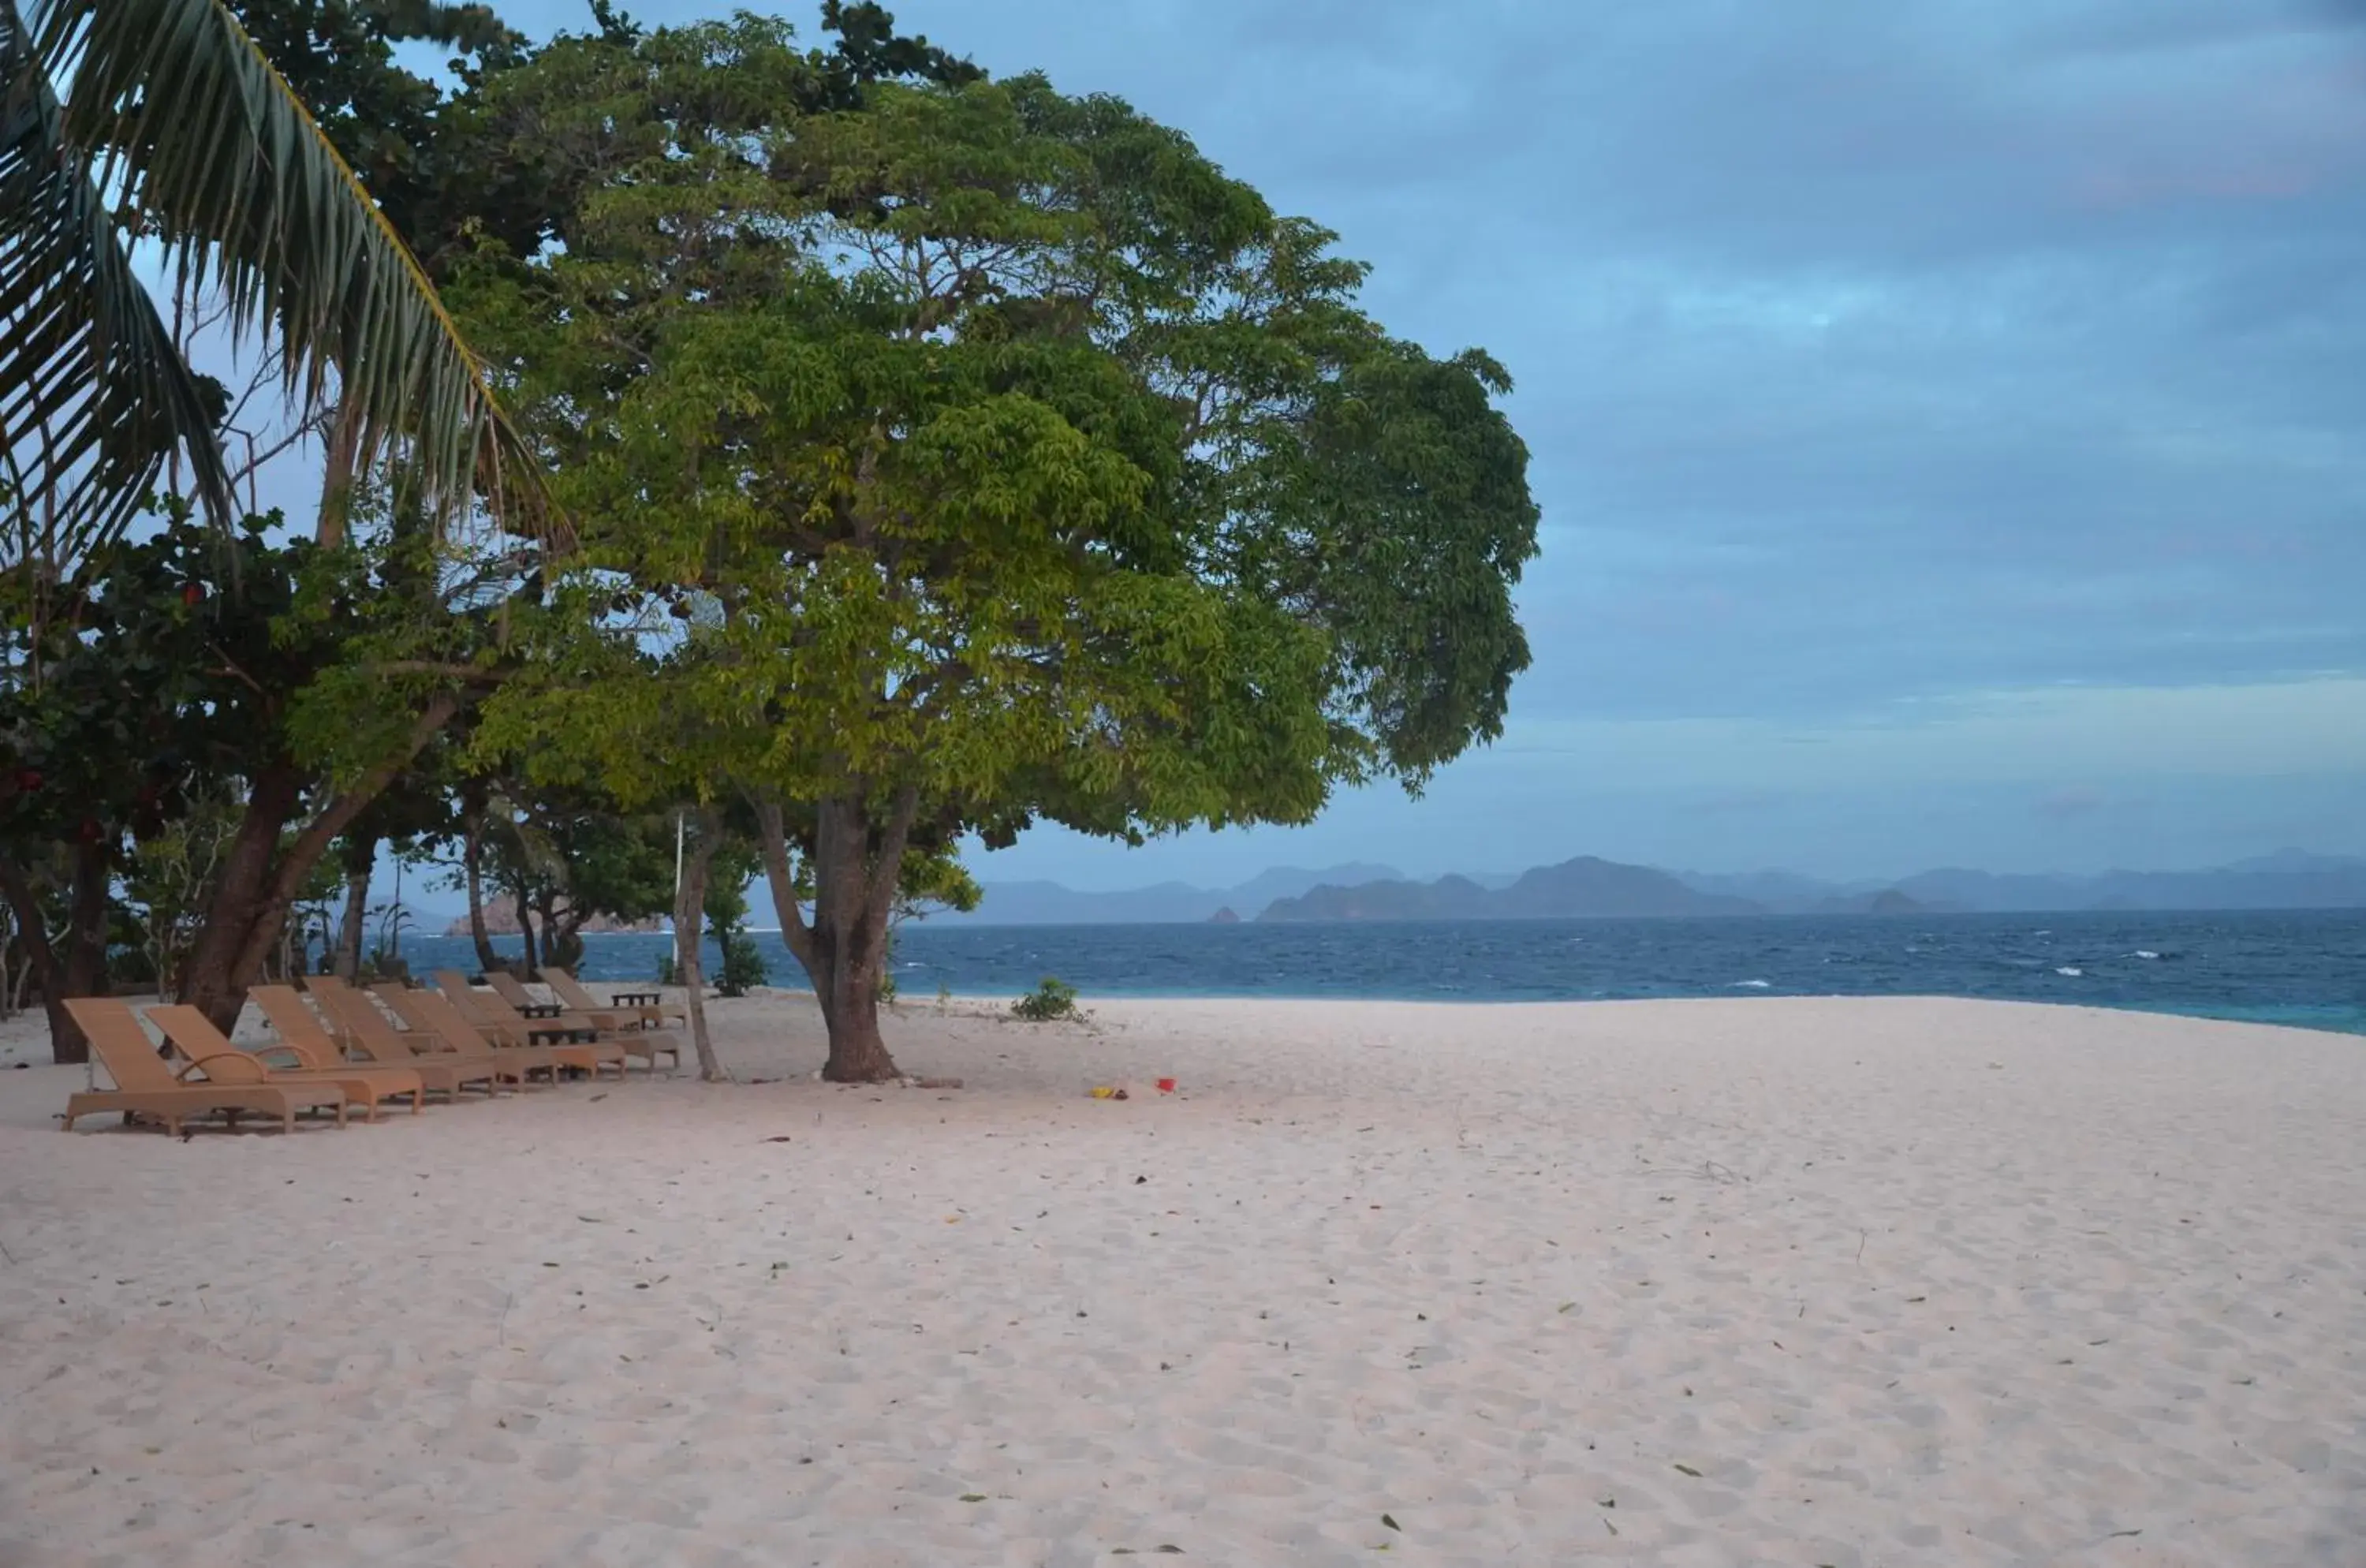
<box><xmin>0</xmin><ymin>0</ymin><xmax>531</xmax><ymax>568</ymax></box>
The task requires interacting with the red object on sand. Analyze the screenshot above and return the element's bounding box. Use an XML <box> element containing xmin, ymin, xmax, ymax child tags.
<box><xmin>1155</xmin><ymin>1078</ymin><xmax>1177</xmax><ymax>1094</ymax></box>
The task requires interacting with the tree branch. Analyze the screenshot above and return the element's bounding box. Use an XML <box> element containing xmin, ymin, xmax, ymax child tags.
<box><xmin>858</xmin><ymin>782</ymin><xmax>922</xmax><ymax>939</ymax></box>
<box><xmin>230</xmin><ymin>691</ymin><xmax>462</xmax><ymax>981</ymax></box>
<box><xmin>0</xmin><ymin>852</ymin><xmax>62</xmax><ymax>995</ymax></box>
<box><xmin>753</xmin><ymin>795</ymin><xmax>818</xmax><ymax>975</ymax></box>
<box><xmin>366</xmin><ymin>659</ymin><xmax>508</xmax><ymax>685</ymax></box>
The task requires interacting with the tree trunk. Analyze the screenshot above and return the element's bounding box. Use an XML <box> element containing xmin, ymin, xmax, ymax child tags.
<box><xmin>674</xmin><ymin>808</ymin><xmax>722</xmax><ymax>1081</ymax></box>
<box><xmin>334</xmin><ymin>862</ymin><xmax>370</xmax><ymax>979</ymax></box>
<box><xmin>533</xmin><ymin>890</ymin><xmax>577</xmax><ymax>970</ymax></box>
<box><xmin>178</xmin><ymin>695</ymin><xmax>461</xmax><ymax>1032</ymax></box>
<box><xmin>463</xmin><ymin>814</ymin><xmax>500</xmax><ymax>973</ymax></box>
<box><xmin>177</xmin><ymin>767</ymin><xmax>304</xmax><ymax>1032</ymax></box>
<box><xmin>545</xmin><ymin>905</ymin><xmax>586</xmax><ymax>973</ymax></box>
<box><xmin>511</xmin><ymin>875</ymin><xmax>539</xmax><ymax>973</ymax></box>
<box><xmin>315</xmin><ymin>401</ymin><xmax>362</xmax><ymax>548</ymax></box>
<box><xmin>756</xmin><ymin>790</ymin><xmax>918</xmax><ymax>1083</ymax></box>
<box><xmin>817</xmin><ymin>960</ymin><xmax>898</xmax><ymax>1082</ymax></box>
<box><xmin>0</xmin><ymin>842</ymin><xmax>110</xmax><ymax>1065</ymax></box>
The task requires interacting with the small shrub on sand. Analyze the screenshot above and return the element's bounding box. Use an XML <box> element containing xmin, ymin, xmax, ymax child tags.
<box><xmin>1011</xmin><ymin>976</ymin><xmax>1080</xmax><ymax>1022</ymax></box>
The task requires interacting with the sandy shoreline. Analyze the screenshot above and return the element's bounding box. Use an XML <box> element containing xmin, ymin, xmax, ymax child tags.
<box><xmin>1</xmin><ymin>991</ymin><xmax>2360</xmax><ymax>1566</ymax></box>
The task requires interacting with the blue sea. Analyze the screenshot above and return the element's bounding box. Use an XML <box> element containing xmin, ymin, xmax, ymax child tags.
<box><xmin>395</xmin><ymin>908</ymin><xmax>2366</xmax><ymax>1036</ymax></box>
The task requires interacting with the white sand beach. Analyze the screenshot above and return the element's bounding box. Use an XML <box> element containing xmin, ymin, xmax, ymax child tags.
<box><xmin>0</xmin><ymin>992</ymin><xmax>2360</xmax><ymax>1566</ymax></box>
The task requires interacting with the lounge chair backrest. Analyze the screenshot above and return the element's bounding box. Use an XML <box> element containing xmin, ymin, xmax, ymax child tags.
<box><xmin>542</xmin><ymin>968</ymin><xmax>599</xmax><ymax>1010</ymax></box>
<box><xmin>391</xmin><ymin>984</ymin><xmax>491</xmax><ymax>1052</ymax></box>
<box><xmin>485</xmin><ymin>971</ymin><xmax>541</xmax><ymax>1010</ymax></box>
<box><xmin>251</xmin><ymin>985</ymin><xmax>340</xmax><ymax>1058</ymax></box>
<box><xmin>431</xmin><ymin>973</ymin><xmax>502</xmax><ymax>1023</ymax></box>
<box><xmin>63</xmin><ymin>998</ymin><xmax>186</xmax><ymax>1093</ymax></box>
<box><xmin>309</xmin><ymin>982</ymin><xmax>407</xmax><ymax>1053</ymax></box>
<box><xmin>458</xmin><ymin>983</ymin><xmax>528</xmax><ymax>1027</ymax></box>
<box><xmin>141</xmin><ymin>1005</ymin><xmax>274</xmax><ymax>1085</ymax></box>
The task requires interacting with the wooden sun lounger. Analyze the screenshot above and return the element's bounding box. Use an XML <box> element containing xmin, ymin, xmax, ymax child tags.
<box><xmin>494</xmin><ymin>967</ymin><xmax>630</xmax><ymax>1034</ymax></box>
<box><xmin>427</xmin><ymin>972</ymin><xmax>535</xmax><ymax>1050</ymax></box>
<box><xmin>483</xmin><ymin>970</ymin><xmax>566</xmax><ymax>1020</ymax></box>
<box><xmin>252</xmin><ymin>984</ymin><xmax>502</xmax><ymax>1101</ymax></box>
<box><xmin>149</xmin><ymin>1005</ymin><xmax>425</xmax><ymax>1121</ymax></box>
<box><xmin>450</xmin><ymin>971</ymin><xmax>678</xmax><ymax>1074</ymax></box>
<box><xmin>62</xmin><ymin>998</ymin><xmax>349</xmax><ymax>1134</ymax></box>
<box><xmin>304</xmin><ymin>977</ymin><xmax>533</xmax><ymax>1092</ymax></box>
<box><xmin>400</xmin><ymin>981</ymin><xmax>625</xmax><ymax>1081</ymax></box>
<box><xmin>545</xmin><ymin>965</ymin><xmax>686</xmax><ymax>1030</ymax></box>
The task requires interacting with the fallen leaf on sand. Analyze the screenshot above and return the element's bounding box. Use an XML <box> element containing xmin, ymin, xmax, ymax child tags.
<box><xmin>1673</xmin><ymin>1463</ymin><xmax>1702</xmax><ymax>1477</ymax></box>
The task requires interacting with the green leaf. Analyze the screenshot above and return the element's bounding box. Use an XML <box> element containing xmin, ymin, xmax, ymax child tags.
<box><xmin>17</xmin><ymin>0</ymin><xmax>544</xmax><ymax>560</ymax></box>
<box><xmin>0</xmin><ymin>0</ymin><xmax>233</xmax><ymax>559</ymax></box>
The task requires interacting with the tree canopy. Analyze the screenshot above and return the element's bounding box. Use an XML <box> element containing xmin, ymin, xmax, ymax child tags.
<box><xmin>462</xmin><ymin>16</ymin><xmax>1538</xmax><ymax>1079</ymax></box>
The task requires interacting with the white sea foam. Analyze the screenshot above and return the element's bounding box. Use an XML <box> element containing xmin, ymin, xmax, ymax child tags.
<box><xmin>1730</xmin><ymin>978</ymin><xmax>1772</xmax><ymax>989</ymax></box>
<box><xmin>2134</xmin><ymin>950</ymin><xmax>2161</xmax><ymax>960</ymax></box>
<box><xmin>2055</xmin><ymin>965</ymin><xmax>2084</xmax><ymax>978</ymax></box>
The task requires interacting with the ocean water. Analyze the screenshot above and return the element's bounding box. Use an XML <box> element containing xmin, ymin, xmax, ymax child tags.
<box><xmin>395</xmin><ymin>907</ymin><xmax>2366</xmax><ymax>1036</ymax></box>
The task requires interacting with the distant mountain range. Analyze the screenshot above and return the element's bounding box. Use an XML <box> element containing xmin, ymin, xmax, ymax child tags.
<box><xmin>1261</xmin><ymin>857</ymin><xmax>1760</xmax><ymax>921</ymax></box>
<box><xmin>927</xmin><ymin>849</ymin><xmax>2366</xmax><ymax>924</ymax></box>
<box><xmin>926</xmin><ymin>864</ymin><xmax>1412</xmax><ymax>926</ymax></box>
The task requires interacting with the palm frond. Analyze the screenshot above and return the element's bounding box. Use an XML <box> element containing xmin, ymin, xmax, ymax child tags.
<box><xmin>0</xmin><ymin>0</ymin><xmax>233</xmax><ymax>563</ymax></box>
<box><xmin>32</xmin><ymin>0</ymin><xmax>547</xmax><ymax>540</ymax></box>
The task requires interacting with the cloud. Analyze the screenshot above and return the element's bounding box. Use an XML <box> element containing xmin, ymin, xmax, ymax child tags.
<box><xmin>1488</xmin><ymin>677</ymin><xmax>2366</xmax><ymax>790</ymax></box>
<box><xmin>2035</xmin><ymin>786</ymin><xmax>2117</xmax><ymax>819</ymax></box>
<box><xmin>492</xmin><ymin>0</ymin><xmax>2366</xmax><ymax>878</ymax></box>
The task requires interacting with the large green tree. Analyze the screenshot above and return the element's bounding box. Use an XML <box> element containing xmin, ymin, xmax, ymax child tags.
<box><xmin>468</xmin><ymin>17</ymin><xmax>1537</xmax><ymax>1081</ymax></box>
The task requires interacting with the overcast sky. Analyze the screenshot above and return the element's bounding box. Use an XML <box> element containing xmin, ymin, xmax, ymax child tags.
<box><xmin>471</xmin><ymin>0</ymin><xmax>2366</xmax><ymax>887</ymax></box>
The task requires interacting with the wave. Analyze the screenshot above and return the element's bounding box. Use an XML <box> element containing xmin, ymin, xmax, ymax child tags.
<box><xmin>2133</xmin><ymin>950</ymin><xmax>2160</xmax><ymax>960</ymax></box>
<box><xmin>1730</xmin><ymin>978</ymin><xmax>1772</xmax><ymax>989</ymax></box>
<box><xmin>2055</xmin><ymin>966</ymin><xmax>2084</xmax><ymax>977</ymax></box>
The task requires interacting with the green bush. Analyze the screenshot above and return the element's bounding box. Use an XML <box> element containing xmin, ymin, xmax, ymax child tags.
<box><xmin>716</xmin><ymin>929</ymin><xmax>767</xmax><ymax>997</ymax></box>
<box><xmin>1010</xmin><ymin>976</ymin><xmax>1080</xmax><ymax>1021</ymax></box>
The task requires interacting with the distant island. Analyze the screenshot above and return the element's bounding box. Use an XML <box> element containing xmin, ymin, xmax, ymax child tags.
<box><xmin>443</xmin><ymin>895</ymin><xmax>662</xmax><ymax>938</ymax></box>
<box><xmin>1261</xmin><ymin>857</ymin><xmax>1763</xmax><ymax>920</ymax></box>
<box><xmin>907</xmin><ymin>848</ymin><xmax>2366</xmax><ymax>925</ymax></box>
